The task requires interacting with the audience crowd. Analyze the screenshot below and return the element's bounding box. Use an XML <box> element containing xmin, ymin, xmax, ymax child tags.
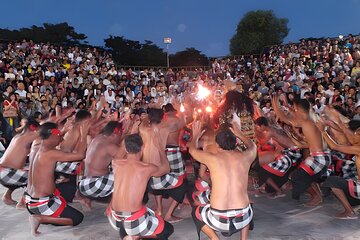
<box><xmin>0</xmin><ymin>34</ymin><xmax>360</xmax><ymax>146</ymax></box>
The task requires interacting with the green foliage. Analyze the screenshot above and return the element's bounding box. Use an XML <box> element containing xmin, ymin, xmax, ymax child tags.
<box><xmin>169</xmin><ymin>48</ymin><xmax>209</xmax><ymax>67</ymax></box>
<box><xmin>0</xmin><ymin>22</ymin><xmax>209</xmax><ymax>67</ymax></box>
<box><xmin>230</xmin><ymin>10</ymin><xmax>289</xmax><ymax>55</ymax></box>
<box><xmin>0</xmin><ymin>22</ymin><xmax>87</xmax><ymax>45</ymax></box>
<box><xmin>104</xmin><ymin>36</ymin><xmax>167</xmax><ymax>66</ymax></box>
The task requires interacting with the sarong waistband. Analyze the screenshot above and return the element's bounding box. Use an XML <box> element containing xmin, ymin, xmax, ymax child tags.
<box><xmin>25</xmin><ymin>189</ymin><xmax>62</xmax><ymax>205</ymax></box>
<box><xmin>310</xmin><ymin>151</ymin><xmax>328</xmax><ymax>156</ymax></box>
<box><xmin>166</xmin><ymin>146</ymin><xmax>181</xmax><ymax>152</ymax></box>
<box><xmin>112</xmin><ymin>206</ymin><xmax>147</xmax><ymax>221</ymax></box>
<box><xmin>210</xmin><ymin>204</ymin><xmax>252</xmax><ymax>219</ymax></box>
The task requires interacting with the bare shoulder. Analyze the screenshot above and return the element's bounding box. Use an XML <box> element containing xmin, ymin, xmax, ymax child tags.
<box><xmin>223</xmin><ymin>150</ymin><xmax>254</xmax><ymax>163</ymax></box>
<box><xmin>43</xmin><ymin>149</ymin><xmax>63</xmax><ymax>159</ymax></box>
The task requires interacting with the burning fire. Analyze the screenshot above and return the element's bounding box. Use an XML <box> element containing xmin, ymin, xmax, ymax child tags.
<box><xmin>196</xmin><ymin>85</ymin><xmax>210</xmax><ymax>100</ymax></box>
<box><xmin>180</xmin><ymin>103</ymin><xmax>185</xmax><ymax>112</ymax></box>
<box><xmin>205</xmin><ymin>106</ymin><xmax>212</xmax><ymax>113</ymax></box>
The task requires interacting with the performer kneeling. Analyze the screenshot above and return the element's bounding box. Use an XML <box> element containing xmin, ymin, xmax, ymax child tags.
<box><xmin>189</xmin><ymin>121</ymin><xmax>257</xmax><ymax>240</ymax></box>
<box><xmin>0</xmin><ymin>119</ymin><xmax>39</xmax><ymax>206</ymax></box>
<box><xmin>109</xmin><ymin>132</ymin><xmax>174</xmax><ymax>240</ymax></box>
<box><xmin>25</xmin><ymin>122</ymin><xmax>89</xmax><ymax>236</ymax></box>
<box><xmin>78</xmin><ymin>121</ymin><xmax>122</xmax><ymax>208</ymax></box>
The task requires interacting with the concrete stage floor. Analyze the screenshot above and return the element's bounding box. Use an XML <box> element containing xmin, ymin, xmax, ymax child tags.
<box><xmin>1</xmin><ymin>185</ymin><xmax>360</xmax><ymax>240</ymax></box>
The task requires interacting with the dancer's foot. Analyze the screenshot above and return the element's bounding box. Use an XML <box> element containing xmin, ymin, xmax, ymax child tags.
<box><xmin>29</xmin><ymin>215</ymin><xmax>41</xmax><ymax>236</ymax></box>
<box><xmin>79</xmin><ymin>197</ymin><xmax>92</xmax><ymax>212</ymax></box>
<box><xmin>268</xmin><ymin>192</ymin><xmax>286</xmax><ymax>199</ymax></box>
<box><xmin>164</xmin><ymin>215</ymin><xmax>184</xmax><ymax>224</ymax></box>
<box><xmin>304</xmin><ymin>197</ymin><xmax>322</xmax><ymax>207</ymax></box>
<box><xmin>16</xmin><ymin>200</ymin><xmax>26</xmax><ymax>209</ymax></box>
<box><xmin>2</xmin><ymin>195</ymin><xmax>17</xmax><ymax>205</ymax></box>
<box><xmin>155</xmin><ymin>209</ymin><xmax>162</xmax><ymax>216</ymax></box>
<box><xmin>335</xmin><ymin>211</ymin><xmax>358</xmax><ymax>220</ymax></box>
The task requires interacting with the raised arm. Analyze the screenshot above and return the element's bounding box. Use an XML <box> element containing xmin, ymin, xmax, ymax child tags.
<box><xmin>321</xmin><ymin>129</ymin><xmax>360</xmax><ymax>155</ymax></box>
<box><xmin>229</xmin><ymin>125</ymin><xmax>257</xmax><ymax>162</ymax></box>
<box><xmin>189</xmin><ymin>121</ymin><xmax>213</xmax><ymax>165</ymax></box>
<box><xmin>271</xmin><ymin>94</ymin><xmax>299</xmax><ymax>127</ymax></box>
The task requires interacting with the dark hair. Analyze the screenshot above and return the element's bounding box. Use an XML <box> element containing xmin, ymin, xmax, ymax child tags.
<box><xmin>348</xmin><ymin>120</ymin><xmax>360</xmax><ymax>132</ymax></box>
<box><xmin>163</xmin><ymin>103</ymin><xmax>177</xmax><ymax>113</ymax></box>
<box><xmin>294</xmin><ymin>98</ymin><xmax>310</xmax><ymax>112</ymax></box>
<box><xmin>100</xmin><ymin>121</ymin><xmax>121</xmax><ymax>136</ymax></box>
<box><xmin>34</xmin><ymin>111</ymin><xmax>42</xmax><ymax>119</ymax></box>
<box><xmin>148</xmin><ymin>108</ymin><xmax>164</xmax><ymax>124</ymax></box>
<box><xmin>24</xmin><ymin>118</ymin><xmax>40</xmax><ymax>131</ymax></box>
<box><xmin>255</xmin><ymin>117</ymin><xmax>269</xmax><ymax>127</ymax></box>
<box><xmin>215</xmin><ymin>125</ymin><xmax>237</xmax><ymax>150</ymax></box>
<box><xmin>124</xmin><ymin>133</ymin><xmax>143</xmax><ymax>153</ymax></box>
<box><xmin>75</xmin><ymin>110</ymin><xmax>91</xmax><ymax>122</ymax></box>
<box><xmin>39</xmin><ymin>122</ymin><xmax>58</xmax><ymax>140</ymax></box>
<box><xmin>222</xmin><ymin>90</ymin><xmax>254</xmax><ymax>116</ymax></box>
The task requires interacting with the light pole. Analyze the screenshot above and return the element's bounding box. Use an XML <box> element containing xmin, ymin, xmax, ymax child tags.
<box><xmin>164</xmin><ymin>37</ymin><xmax>172</xmax><ymax>68</ymax></box>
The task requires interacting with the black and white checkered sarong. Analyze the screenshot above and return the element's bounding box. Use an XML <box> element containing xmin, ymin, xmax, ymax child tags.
<box><xmin>166</xmin><ymin>147</ymin><xmax>185</xmax><ymax>175</ymax></box>
<box><xmin>194</xmin><ymin>204</ymin><xmax>253</xmax><ymax>236</ymax></box>
<box><xmin>24</xmin><ymin>189</ymin><xmax>66</xmax><ymax>217</ymax></box>
<box><xmin>111</xmin><ymin>206</ymin><xmax>164</xmax><ymax>237</ymax></box>
<box><xmin>149</xmin><ymin>147</ymin><xmax>185</xmax><ymax>190</ymax></box>
<box><xmin>0</xmin><ymin>166</ymin><xmax>28</xmax><ymax>187</ymax></box>
<box><xmin>339</xmin><ymin>156</ymin><xmax>360</xmax><ymax>199</ymax></box>
<box><xmin>78</xmin><ymin>173</ymin><xmax>114</xmax><ymax>198</ymax></box>
<box><xmin>262</xmin><ymin>147</ymin><xmax>302</xmax><ymax>177</ymax></box>
<box><xmin>55</xmin><ymin>162</ymin><xmax>82</xmax><ymax>175</ymax></box>
<box><xmin>342</xmin><ymin>157</ymin><xmax>357</xmax><ymax>180</ymax></box>
<box><xmin>192</xmin><ymin>179</ymin><xmax>211</xmax><ymax>205</ymax></box>
<box><xmin>299</xmin><ymin>151</ymin><xmax>331</xmax><ymax>176</ymax></box>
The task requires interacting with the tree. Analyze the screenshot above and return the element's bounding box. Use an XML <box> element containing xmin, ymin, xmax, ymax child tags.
<box><xmin>104</xmin><ymin>36</ymin><xmax>166</xmax><ymax>66</ymax></box>
<box><xmin>169</xmin><ymin>48</ymin><xmax>209</xmax><ymax>67</ymax></box>
<box><xmin>0</xmin><ymin>22</ymin><xmax>87</xmax><ymax>45</ymax></box>
<box><xmin>230</xmin><ymin>10</ymin><xmax>289</xmax><ymax>55</ymax></box>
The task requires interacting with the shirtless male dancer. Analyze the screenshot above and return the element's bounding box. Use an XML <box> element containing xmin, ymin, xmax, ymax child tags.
<box><xmin>0</xmin><ymin>119</ymin><xmax>39</xmax><ymax>205</ymax></box>
<box><xmin>189</xmin><ymin>120</ymin><xmax>257</xmax><ymax>240</ymax></box>
<box><xmin>78</xmin><ymin>121</ymin><xmax>122</xmax><ymax>208</ymax></box>
<box><xmin>54</xmin><ymin>110</ymin><xmax>92</xmax><ymax>202</ymax></box>
<box><xmin>150</xmin><ymin>103</ymin><xmax>192</xmax><ymax>223</ymax></box>
<box><xmin>110</xmin><ymin>132</ymin><xmax>174</xmax><ymax>240</ymax></box>
<box><xmin>320</xmin><ymin>120</ymin><xmax>360</xmax><ymax>219</ymax></box>
<box><xmin>26</xmin><ymin>121</ymin><xmax>89</xmax><ymax>236</ymax></box>
<box><xmin>57</xmin><ymin>110</ymin><xmax>92</xmax><ymax>174</ymax></box>
<box><xmin>139</xmin><ymin>107</ymin><xmax>188</xmax><ymax>222</ymax></box>
<box><xmin>254</xmin><ymin>117</ymin><xmax>302</xmax><ymax>198</ymax></box>
<box><xmin>271</xmin><ymin>94</ymin><xmax>331</xmax><ymax>206</ymax></box>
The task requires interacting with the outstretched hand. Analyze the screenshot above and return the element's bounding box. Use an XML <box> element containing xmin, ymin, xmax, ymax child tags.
<box><xmin>192</xmin><ymin>120</ymin><xmax>206</xmax><ymax>142</ymax></box>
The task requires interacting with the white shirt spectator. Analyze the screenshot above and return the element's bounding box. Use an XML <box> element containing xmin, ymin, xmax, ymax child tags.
<box><xmin>15</xmin><ymin>89</ymin><xmax>27</xmax><ymax>98</ymax></box>
<box><xmin>103</xmin><ymin>79</ymin><xmax>111</xmax><ymax>86</ymax></box>
<box><xmin>313</xmin><ymin>103</ymin><xmax>325</xmax><ymax>115</ymax></box>
<box><xmin>108</xmin><ymin>69</ymin><xmax>118</xmax><ymax>76</ymax></box>
<box><xmin>45</xmin><ymin>70</ymin><xmax>55</xmax><ymax>78</ymax></box>
<box><xmin>4</xmin><ymin>72</ymin><xmax>16</xmax><ymax>81</ymax></box>
<box><xmin>324</xmin><ymin>89</ymin><xmax>335</xmax><ymax>104</ymax></box>
<box><xmin>262</xmin><ymin>106</ymin><xmax>272</xmax><ymax>115</ymax></box>
<box><xmin>104</xmin><ymin>88</ymin><xmax>116</xmax><ymax>104</ymax></box>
